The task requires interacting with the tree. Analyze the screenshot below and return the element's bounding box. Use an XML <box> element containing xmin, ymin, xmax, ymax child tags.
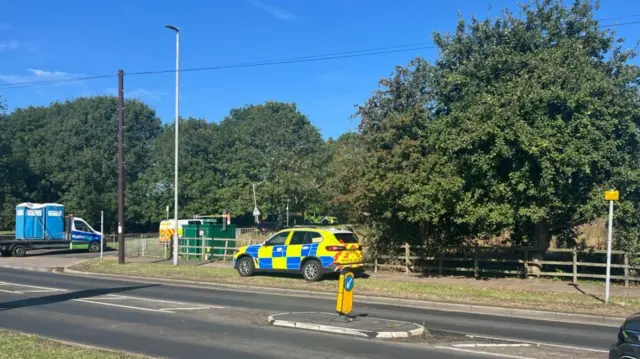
<box><xmin>1</xmin><ymin>96</ymin><xmax>161</xmax><ymax>231</ymax></box>
<box><xmin>216</xmin><ymin>101</ymin><xmax>329</xmax><ymax>220</ymax></box>
<box><xmin>352</xmin><ymin>0</ymin><xmax>640</xmax><ymax>251</ymax></box>
<box><xmin>128</xmin><ymin>118</ymin><xmax>223</xmax><ymax>226</ymax></box>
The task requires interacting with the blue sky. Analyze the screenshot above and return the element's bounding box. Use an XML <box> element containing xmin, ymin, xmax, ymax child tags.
<box><xmin>1</xmin><ymin>0</ymin><xmax>640</xmax><ymax>140</ymax></box>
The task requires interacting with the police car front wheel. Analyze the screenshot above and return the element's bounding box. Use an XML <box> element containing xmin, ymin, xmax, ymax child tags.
<box><xmin>237</xmin><ymin>257</ymin><xmax>255</xmax><ymax>277</ymax></box>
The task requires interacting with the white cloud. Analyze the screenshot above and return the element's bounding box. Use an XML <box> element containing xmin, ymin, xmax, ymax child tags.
<box><xmin>250</xmin><ymin>0</ymin><xmax>298</xmax><ymax>21</ymax></box>
<box><xmin>0</xmin><ymin>39</ymin><xmax>19</xmax><ymax>52</ymax></box>
<box><xmin>0</xmin><ymin>68</ymin><xmax>85</xmax><ymax>85</ymax></box>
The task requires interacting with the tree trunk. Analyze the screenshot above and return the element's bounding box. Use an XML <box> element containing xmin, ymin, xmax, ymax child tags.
<box><xmin>529</xmin><ymin>220</ymin><xmax>550</xmax><ymax>275</ymax></box>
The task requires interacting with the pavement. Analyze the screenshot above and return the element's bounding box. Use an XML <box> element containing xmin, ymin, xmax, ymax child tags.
<box><xmin>0</xmin><ymin>267</ymin><xmax>617</xmax><ymax>358</ymax></box>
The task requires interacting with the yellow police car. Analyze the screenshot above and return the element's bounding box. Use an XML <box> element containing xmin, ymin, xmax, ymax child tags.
<box><xmin>233</xmin><ymin>227</ymin><xmax>364</xmax><ymax>281</ymax></box>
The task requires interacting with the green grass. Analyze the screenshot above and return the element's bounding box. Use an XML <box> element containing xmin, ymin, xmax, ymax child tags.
<box><xmin>0</xmin><ymin>330</ymin><xmax>152</xmax><ymax>359</ymax></box>
<box><xmin>71</xmin><ymin>258</ymin><xmax>640</xmax><ymax>317</ymax></box>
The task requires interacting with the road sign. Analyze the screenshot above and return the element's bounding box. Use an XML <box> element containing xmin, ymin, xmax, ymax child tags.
<box><xmin>253</xmin><ymin>207</ymin><xmax>260</xmax><ymax>217</ymax></box>
<box><xmin>336</xmin><ymin>270</ymin><xmax>354</xmax><ymax>315</ymax></box>
<box><xmin>605</xmin><ymin>190</ymin><xmax>619</xmax><ymax>201</ymax></box>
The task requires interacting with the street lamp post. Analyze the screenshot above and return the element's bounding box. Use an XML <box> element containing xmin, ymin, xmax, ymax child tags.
<box><xmin>252</xmin><ymin>184</ymin><xmax>260</xmax><ymax>224</ymax></box>
<box><xmin>165</xmin><ymin>24</ymin><xmax>180</xmax><ymax>266</ymax></box>
<box><xmin>286</xmin><ymin>198</ymin><xmax>290</xmax><ymax>228</ymax></box>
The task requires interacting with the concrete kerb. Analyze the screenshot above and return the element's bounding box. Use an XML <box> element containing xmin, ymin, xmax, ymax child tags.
<box><xmin>61</xmin><ymin>262</ymin><xmax>626</xmax><ymax>328</ymax></box>
<box><xmin>267</xmin><ymin>312</ymin><xmax>425</xmax><ymax>339</ymax></box>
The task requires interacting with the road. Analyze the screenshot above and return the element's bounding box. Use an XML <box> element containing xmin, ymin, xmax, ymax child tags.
<box><xmin>0</xmin><ymin>268</ymin><xmax>615</xmax><ymax>358</ymax></box>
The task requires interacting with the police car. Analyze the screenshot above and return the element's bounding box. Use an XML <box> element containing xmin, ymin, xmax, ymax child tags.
<box><xmin>233</xmin><ymin>227</ymin><xmax>364</xmax><ymax>281</ymax></box>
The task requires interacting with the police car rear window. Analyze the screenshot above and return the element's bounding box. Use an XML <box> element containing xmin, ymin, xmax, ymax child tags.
<box><xmin>334</xmin><ymin>233</ymin><xmax>359</xmax><ymax>243</ymax></box>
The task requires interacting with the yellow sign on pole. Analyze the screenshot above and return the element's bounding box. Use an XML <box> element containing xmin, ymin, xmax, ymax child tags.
<box><xmin>605</xmin><ymin>190</ymin><xmax>620</xmax><ymax>201</ymax></box>
<box><xmin>336</xmin><ymin>270</ymin><xmax>355</xmax><ymax>316</ymax></box>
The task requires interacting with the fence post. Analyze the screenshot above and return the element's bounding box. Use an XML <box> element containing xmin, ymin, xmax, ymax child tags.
<box><xmin>625</xmin><ymin>253</ymin><xmax>630</xmax><ymax>288</ymax></box>
<box><xmin>140</xmin><ymin>234</ymin><xmax>145</xmax><ymax>257</ymax></box>
<box><xmin>374</xmin><ymin>252</ymin><xmax>378</xmax><ymax>273</ymax></box>
<box><xmin>474</xmin><ymin>246</ymin><xmax>480</xmax><ymax>279</ymax></box>
<box><xmin>572</xmin><ymin>248</ymin><xmax>577</xmax><ymax>285</ymax></box>
<box><xmin>201</xmin><ymin>235</ymin><xmax>205</xmax><ymax>262</ymax></box>
<box><xmin>405</xmin><ymin>243</ymin><xmax>410</xmax><ymax>275</ymax></box>
<box><xmin>438</xmin><ymin>252</ymin><xmax>443</xmax><ymax>276</ymax></box>
<box><xmin>223</xmin><ymin>240</ymin><xmax>229</xmax><ymax>263</ymax></box>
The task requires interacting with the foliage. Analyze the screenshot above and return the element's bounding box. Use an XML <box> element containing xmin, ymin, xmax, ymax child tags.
<box><xmin>2</xmin><ymin>0</ymin><xmax>640</xmax><ymax>255</ymax></box>
<box><xmin>128</xmin><ymin>118</ymin><xmax>223</xmax><ymax>225</ymax></box>
<box><xmin>0</xmin><ymin>96</ymin><xmax>161</xmax><ymax>231</ymax></box>
<box><xmin>215</xmin><ymin>102</ymin><xmax>329</xmax><ymax>219</ymax></box>
<box><xmin>347</xmin><ymin>0</ymin><xmax>640</xmax><ymax>250</ymax></box>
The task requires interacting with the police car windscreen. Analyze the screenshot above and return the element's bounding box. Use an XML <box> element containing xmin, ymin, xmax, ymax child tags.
<box><xmin>334</xmin><ymin>233</ymin><xmax>359</xmax><ymax>243</ymax></box>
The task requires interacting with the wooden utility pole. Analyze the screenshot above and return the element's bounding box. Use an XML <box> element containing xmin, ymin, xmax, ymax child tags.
<box><xmin>117</xmin><ymin>69</ymin><xmax>125</xmax><ymax>264</ymax></box>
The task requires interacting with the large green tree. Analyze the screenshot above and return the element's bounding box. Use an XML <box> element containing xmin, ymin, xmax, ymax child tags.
<box><xmin>216</xmin><ymin>101</ymin><xmax>329</xmax><ymax>219</ymax></box>
<box><xmin>351</xmin><ymin>0</ymin><xmax>640</xmax><ymax>250</ymax></box>
<box><xmin>1</xmin><ymin>96</ymin><xmax>161</xmax><ymax>231</ymax></box>
<box><xmin>128</xmin><ymin>118</ymin><xmax>223</xmax><ymax>226</ymax></box>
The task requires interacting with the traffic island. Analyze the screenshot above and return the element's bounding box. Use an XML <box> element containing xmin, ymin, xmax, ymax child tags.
<box><xmin>267</xmin><ymin>312</ymin><xmax>425</xmax><ymax>339</ymax></box>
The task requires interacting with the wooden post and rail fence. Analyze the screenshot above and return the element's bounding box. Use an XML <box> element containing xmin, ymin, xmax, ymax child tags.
<box><xmin>120</xmin><ymin>234</ymin><xmax>640</xmax><ymax>287</ymax></box>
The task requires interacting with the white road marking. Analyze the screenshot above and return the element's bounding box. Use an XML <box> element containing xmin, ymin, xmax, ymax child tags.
<box><xmin>465</xmin><ymin>334</ymin><xmax>608</xmax><ymax>353</ymax></box>
<box><xmin>0</xmin><ymin>281</ymin><xmax>65</xmax><ymax>294</ymax></box>
<box><xmin>0</xmin><ymin>288</ymin><xmax>24</xmax><ymax>294</ymax></box>
<box><xmin>159</xmin><ymin>306</ymin><xmax>211</xmax><ymax>312</ymax></box>
<box><xmin>435</xmin><ymin>346</ymin><xmax>535</xmax><ymax>359</ymax></box>
<box><xmin>72</xmin><ymin>299</ymin><xmax>168</xmax><ymax>313</ymax></box>
<box><xmin>453</xmin><ymin>343</ymin><xmax>531</xmax><ymax>348</ymax></box>
<box><xmin>103</xmin><ymin>294</ymin><xmax>225</xmax><ymax>309</ymax></box>
<box><xmin>72</xmin><ymin>294</ymin><xmax>220</xmax><ymax>313</ymax></box>
<box><xmin>0</xmin><ymin>281</ymin><xmax>220</xmax><ymax>314</ymax></box>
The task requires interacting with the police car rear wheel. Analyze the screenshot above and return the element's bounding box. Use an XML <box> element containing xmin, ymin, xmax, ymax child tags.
<box><xmin>237</xmin><ymin>257</ymin><xmax>255</xmax><ymax>277</ymax></box>
<box><xmin>302</xmin><ymin>259</ymin><xmax>322</xmax><ymax>281</ymax></box>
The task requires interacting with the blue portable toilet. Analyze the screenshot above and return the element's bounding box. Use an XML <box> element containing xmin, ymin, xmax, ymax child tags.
<box><xmin>44</xmin><ymin>203</ymin><xmax>64</xmax><ymax>240</ymax></box>
<box><xmin>15</xmin><ymin>203</ymin><xmax>65</xmax><ymax>240</ymax></box>
<box><xmin>15</xmin><ymin>204</ymin><xmax>26</xmax><ymax>240</ymax></box>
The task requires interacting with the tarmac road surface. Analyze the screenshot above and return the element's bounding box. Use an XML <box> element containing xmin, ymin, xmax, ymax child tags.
<box><xmin>0</xmin><ymin>268</ymin><xmax>616</xmax><ymax>358</ymax></box>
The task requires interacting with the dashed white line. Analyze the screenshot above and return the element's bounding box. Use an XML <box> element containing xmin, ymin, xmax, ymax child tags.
<box><xmin>435</xmin><ymin>346</ymin><xmax>535</xmax><ymax>359</ymax></box>
<box><xmin>159</xmin><ymin>306</ymin><xmax>212</xmax><ymax>312</ymax></box>
<box><xmin>464</xmin><ymin>334</ymin><xmax>608</xmax><ymax>353</ymax></box>
<box><xmin>453</xmin><ymin>343</ymin><xmax>531</xmax><ymax>348</ymax></box>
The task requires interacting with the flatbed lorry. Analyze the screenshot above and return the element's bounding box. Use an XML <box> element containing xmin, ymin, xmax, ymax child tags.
<box><xmin>0</xmin><ymin>202</ymin><xmax>103</xmax><ymax>257</ymax></box>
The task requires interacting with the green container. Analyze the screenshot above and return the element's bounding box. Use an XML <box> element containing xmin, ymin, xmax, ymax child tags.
<box><xmin>179</xmin><ymin>222</ymin><xmax>237</xmax><ymax>259</ymax></box>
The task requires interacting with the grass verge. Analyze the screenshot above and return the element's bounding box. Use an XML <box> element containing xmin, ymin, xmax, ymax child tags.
<box><xmin>70</xmin><ymin>258</ymin><xmax>640</xmax><ymax>317</ymax></box>
<box><xmin>0</xmin><ymin>329</ymin><xmax>151</xmax><ymax>359</ymax></box>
